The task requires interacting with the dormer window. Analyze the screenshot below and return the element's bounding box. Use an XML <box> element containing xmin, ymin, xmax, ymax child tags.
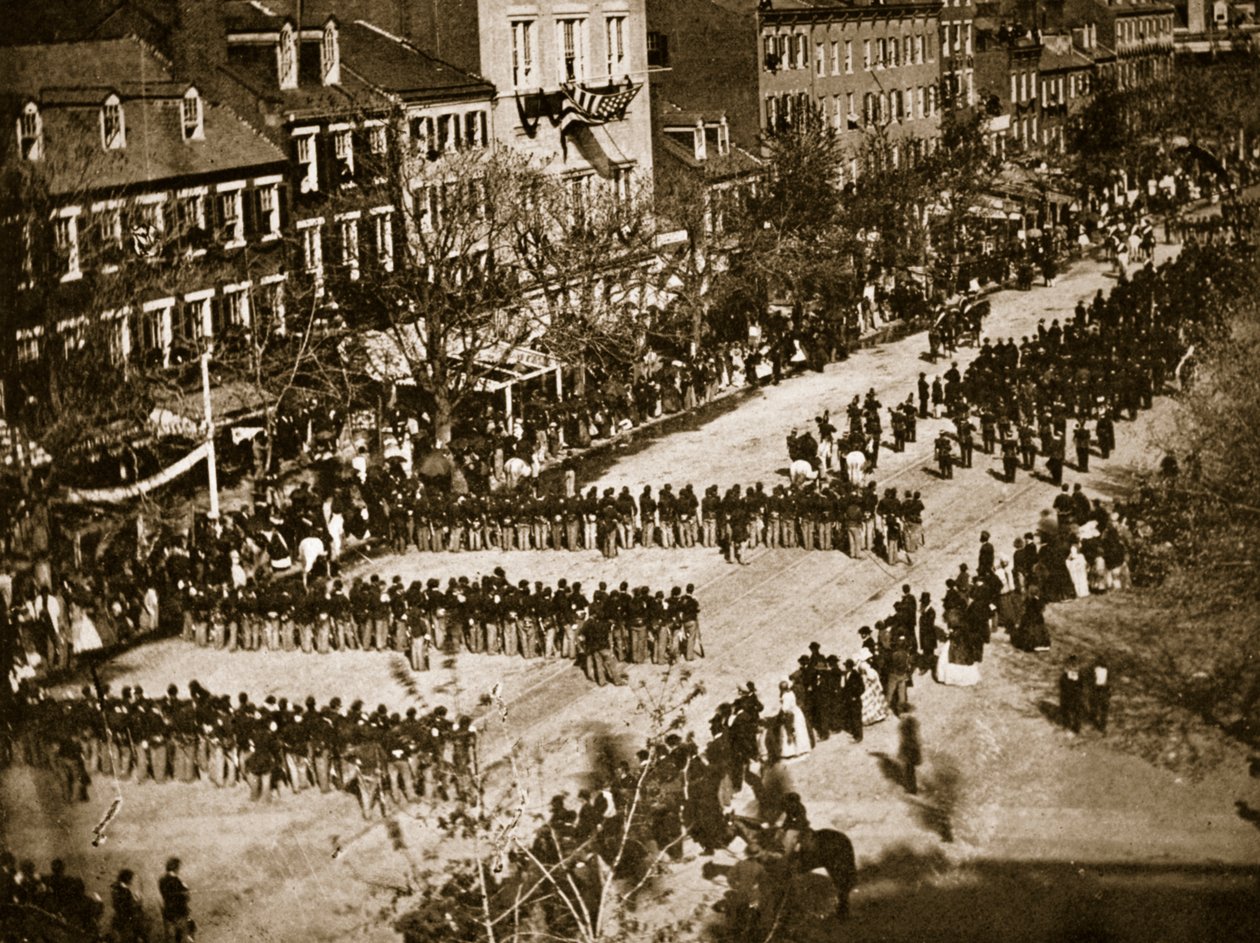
<box><xmin>278</xmin><ymin>22</ymin><xmax>298</xmax><ymax>90</ymax></box>
<box><xmin>18</xmin><ymin>102</ymin><xmax>42</xmax><ymax>160</ymax></box>
<box><xmin>693</xmin><ymin>122</ymin><xmax>707</xmax><ymax>161</ymax></box>
<box><xmin>321</xmin><ymin>19</ymin><xmax>341</xmax><ymax>86</ymax></box>
<box><xmin>718</xmin><ymin>119</ymin><xmax>730</xmax><ymax>157</ymax></box>
<box><xmin>182</xmin><ymin>88</ymin><xmax>204</xmax><ymax>141</ymax></box>
<box><xmin>101</xmin><ymin>94</ymin><xmax>125</xmax><ymax>150</ymax></box>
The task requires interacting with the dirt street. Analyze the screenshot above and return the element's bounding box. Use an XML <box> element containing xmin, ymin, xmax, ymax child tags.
<box><xmin>5</xmin><ymin>243</ymin><xmax>1259</xmax><ymax>942</ymax></box>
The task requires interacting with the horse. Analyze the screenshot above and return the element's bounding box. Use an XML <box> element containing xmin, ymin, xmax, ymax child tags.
<box><xmin>845</xmin><ymin>450</ymin><xmax>868</xmax><ymax>486</ymax></box>
<box><xmin>727</xmin><ymin>814</ymin><xmax>857</xmax><ymax>919</ymax></box>
<box><xmin>789</xmin><ymin>459</ymin><xmax>819</xmax><ymax>489</ymax></box>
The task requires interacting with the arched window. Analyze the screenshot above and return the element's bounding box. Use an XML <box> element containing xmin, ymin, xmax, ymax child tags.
<box><xmin>277</xmin><ymin>22</ymin><xmax>298</xmax><ymax>89</ymax></box>
<box><xmin>101</xmin><ymin>94</ymin><xmax>125</xmax><ymax>150</ymax></box>
<box><xmin>18</xmin><ymin>101</ymin><xmax>42</xmax><ymax>160</ymax></box>
<box><xmin>321</xmin><ymin>18</ymin><xmax>341</xmax><ymax>86</ymax></box>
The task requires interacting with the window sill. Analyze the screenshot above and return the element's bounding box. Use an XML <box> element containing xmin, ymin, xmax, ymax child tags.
<box><xmin>224</xmin><ymin>239</ymin><xmax>246</xmax><ymax>250</ymax></box>
<box><xmin>260</xmin><ymin>232</ymin><xmax>282</xmax><ymax>243</ymax></box>
<box><xmin>60</xmin><ymin>271</ymin><xmax>83</xmax><ymax>283</ymax></box>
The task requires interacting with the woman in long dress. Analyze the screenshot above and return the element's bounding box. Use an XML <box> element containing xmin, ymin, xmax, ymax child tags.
<box><xmin>69</xmin><ymin>601</ymin><xmax>104</xmax><ymax>654</ymax></box>
<box><xmin>1066</xmin><ymin>541</ymin><xmax>1090</xmax><ymax>598</ymax></box>
<box><xmin>1013</xmin><ymin>590</ymin><xmax>1051</xmax><ymax>652</ymax></box>
<box><xmin>855</xmin><ymin>653</ymin><xmax>891</xmax><ymax>722</ymax></box>
<box><xmin>935</xmin><ymin>627</ymin><xmax>981</xmax><ymax>686</ymax></box>
<box><xmin>777</xmin><ymin>680</ymin><xmax>813</xmax><ymax>760</ymax></box>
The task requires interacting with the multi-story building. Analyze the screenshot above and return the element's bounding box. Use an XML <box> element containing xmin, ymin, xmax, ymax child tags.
<box><xmin>1052</xmin><ymin>0</ymin><xmax>1175</xmax><ymax>86</ymax></box>
<box><xmin>124</xmin><ymin>1</ymin><xmax>494</xmax><ymax>305</ymax></box>
<box><xmin>940</xmin><ymin>0</ymin><xmax>979</xmax><ymax>108</ymax></box>
<box><xmin>651</xmin><ymin>97</ymin><xmax>763</xmax><ymax>235</ymax></box>
<box><xmin>648</xmin><ymin>0</ymin><xmax>943</xmax><ymax>176</ymax></box>
<box><xmin>1038</xmin><ymin>30</ymin><xmax>1095</xmax><ymax>153</ymax></box>
<box><xmin>0</xmin><ymin>37</ymin><xmax>288</xmax><ymax>383</ymax></box>
<box><xmin>974</xmin><ymin>15</ymin><xmax>1044</xmax><ymax>157</ymax></box>
<box><xmin>330</xmin><ymin>0</ymin><xmax>655</xmax><ymax>198</ymax></box>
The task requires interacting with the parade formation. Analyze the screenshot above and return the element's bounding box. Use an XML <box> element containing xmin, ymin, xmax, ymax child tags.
<box><xmin>4</xmin><ymin>6</ymin><xmax>1260</xmax><ymax>939</ymax></box>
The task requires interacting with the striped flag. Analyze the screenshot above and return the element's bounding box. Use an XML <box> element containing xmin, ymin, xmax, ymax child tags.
<box><xmin>557</xmin><ymin>80</ymin><xmax>642</xmax><ymax>134</ymax></box>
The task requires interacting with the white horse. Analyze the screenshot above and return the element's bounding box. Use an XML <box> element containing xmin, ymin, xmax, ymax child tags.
<box><xmin>790</xmin><ymin>459</ymin><xmax>819</xmax><ymax>488</ymax></box>
<box><xmin>504</xmin><ymin>456</ymin><xmax>533</xmax><ymax>489</ymax></box>
<box><xmin>845</xmin><ymin>450</ymin><xmax>868</xmax><ymax>486</ymax></box>
<box><xmin>298</xmin><ymin>535</ymin><xmax>326</xmax><ymax>587</ymax></box>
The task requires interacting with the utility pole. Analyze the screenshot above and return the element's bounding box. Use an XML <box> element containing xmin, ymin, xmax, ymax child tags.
<box><xmin>200</xmin><ymin>348</ymin><xmax>220</xmax><ymax>520</ymax></box>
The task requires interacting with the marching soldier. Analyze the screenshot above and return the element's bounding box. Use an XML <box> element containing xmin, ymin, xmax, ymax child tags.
<box><xmin>935</xmin><ymin>431</ymin><xmax>954</xmax><ymax>479</ymax></box>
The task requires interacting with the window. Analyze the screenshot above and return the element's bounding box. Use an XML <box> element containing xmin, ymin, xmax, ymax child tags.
<box><xmin>223</xmin><ymin>288</ymin><xmax>250</xmax><ymax>330</ymax></box>
<box><xmin>182</xmin><ymin>89</ymin><xmax>203</xmax><ymax>140</ymax></box>
<box><xmin>606</xmin><ymin>16</ymin><xmax>626</xmax><ymax>78</ymax></box>
<box><xmin>846</xmin><ymin>91</ymin><xmax>856</xmax><ymax>124</ymax></box>
<box><xmin>1011</xmin><ymin>73</ymin><xmax>1018</xmax><ymax>104</ymax></box>
<box><xmin>832</xmin><ymin>95</ymin><xmax>842</xmax><ymax>130</ymax></box>
<box><xmin>927</xmin><ymin>84</ymin><xmax>937</xmax><ymax>116</ymax></box>
<box><xmin>136</xmin><ymin>301</ymin><xmax>171</xmax><ymax>361</ymax></box>
<box><xmin>176</xmin><ymin>192</ymin><xmax>206</xmax><ymax>246</ymax></box>
<box><xmin>295</xmin><ymin>132</ymin><xmax>318</xmax><ymax>193</ymax></box>
<box><xmin>863</xmin><ymin>39</ymin><xmax>871</xmax><ymax>70</ymax></box>
<box><xmin>300</xmin><ymin>222</ymin><xmax>323</xmax><ymax>276</ymax></box>
<box><xmin>512</xmin><ymin>20</ymin><xmax>536</xmax><ymax>86</ymax></box>
<box><xmin>903</xmin><ymin>37</ymin><xmax>912</xmax><ymax>66</ymax></box>
<box><xmin>372</xmin><ymin>209</ymin><xmax>394</xmax><ymax>272</ymax></box>
<box><xmin>339</xmin><ymin>216</ymin><xmax>359</xmax><ymax>277</ymax></box>
<box><xmin>844</xmin><ymin>40</ymin><xmax>853</xmax><ymax>73</ymax></box>
<box><xmin>92</xmin><ymin>204</ymin><xmax>123</xmax><ymax>264</ymax></box>
<box><xmin>613</xmin><ymin>165</ymin><xmax>633</xmax><ymax>205</ymax></box>
<box><xmin>132</xmin><ymin>201</ymin><xmax>164</xmax><ymax>256</ymax></box>
<box><xmin>54</xmin><ymin>213</ymin><xmax>81</xmax><ymax>280</ymax></box>
<box><xmin>257</xmin><ymin>184</ymin><xmax>280</xmax><ymax>238</ymax></box>
<box><xmin>321</xmin><ymin>19</ymin><xmax>340</xmax><ymax>85</ymax></box>
<box><xmin>889</xmin><ymin>37</ymin><xmax>898</xmax><ymax>67</ymax></box>
<box><xmin>179</xmin><ymin>294</ymin><xmax>212</xmax><ymax>341</ymax></box>
<box><xmin>18</xmin><ymin>102</ymin><xmax>42</xmax><ymax>160</ymax></box>
<box><xmin>816</xmin><ymin>42</ymin><xmax>825</xmax><ymax>76</ymax></box>
<box><xmin>876</xmin><ymin>38</ymin><xmax>886</xmax><ymax>68</ymax></box>
<box><xmin>464</xmin><ymin>110</ymin><xmax>487</xmax><ymax>148</ymax></box>
<box><xmin>369</xmin><ymin>124</ymin><xmax>388</xmax><ymax>156</ymax></box>
<box><xmin>557</xmin><ymin>18</ymin><xmax>586</xmax><ymax>82</ymax></box>
<box><xmin>16</xmin><ymin>326</ymin><xmax>42</xmax><ymax>364</ymax></box>
<box><xmin>904</xmin><ymin>89</ymin><xmax>914</xmax><ymax>121</ymax></box>
<box><xmin>647</xmin><ymin>31</ymin><xmax>669</xmax><ymax>68</ymax></box>
<box><xmin>965</xmin><ymin>24</ymin><xmax>973</xmax><ymax>56</ymax></box>
<box><xmin>101</xmin><ymin>95</ymin><xmax>125</xmax><ymax>150</ymax></box>
<box><xmin>795</xmin><ymin>34</ymin><xmax>807</xmax><ymax>70</ymax></box>
<box><xmin>830</xmin><ymin>41</ymin><xmax>839</xmax><ymax>75</ymax></box>
<box><xmin>916</xmin><ymin>35</ymin><xmax>924</xmax><ymax>64</ymax></box>
<box><xmin>333</xmin><ymin>129</ymin><xmax>354</xmax><ymax>182</ymax></box>
<box><xmin>278</xmin><ymin>23</ymin><xmax>298</xmax><ymax>89</ymax></box>
<box><xmin>216</xmin><ymin>190</ymin><xmax>243</xmax><ymax>246</ymax></box>
<box><xmin>777</xmin><ymin>35</ymin><xmax>789</xmax><ymax>66</ymax></box>
<box><xmin>917</xmin><ymin>86</ymin><xmax>925</xmax><ymax>119</ymax></box>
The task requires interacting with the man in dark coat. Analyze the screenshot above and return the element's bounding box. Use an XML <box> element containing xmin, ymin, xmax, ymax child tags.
<box><xmin>917</xmin><ymin>592</ymin><xmax>937</xmax><ymax>672</ymax></box>
<box><xmin>842</xmin><ymin>660</ymin><xmax>865</xmax><ymax>742</ymax></box>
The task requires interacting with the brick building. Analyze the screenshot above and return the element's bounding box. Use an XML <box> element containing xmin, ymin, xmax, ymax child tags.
<box><xmin>0</xmin><ymin>36</ymin><xmax>287</xmax><ymax>380</ymax></box>
<box><xmin>974</xmin><ymin>15</ymin><xmax>1044</xmax><ymax>157</ymax></box>
<box><xmin>648</xmin><ymin>0</ymin><xmax>943</xmax><ymax>178</ymax></box>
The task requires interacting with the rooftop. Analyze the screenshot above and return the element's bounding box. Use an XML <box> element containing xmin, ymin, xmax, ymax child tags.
<box><xmin>1</xmin><ymin>36</ymin><xmax>286</xmax><ymax>194</ymax></box>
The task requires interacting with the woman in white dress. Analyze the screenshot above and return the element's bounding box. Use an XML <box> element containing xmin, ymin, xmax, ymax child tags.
<box><xmin>777</xmin><ymin>680</ymin><xmax>813</xmax><ymax>760</ymax></box>
<box><xmin>1066</xmin><ymin>541</ymin><xmax>1090</xmax><ymax>598</ymax></box>
<box><xmin>69</xmin><ymin>600</ymin><xmax>104</xmax><ymax>654</ymax></box>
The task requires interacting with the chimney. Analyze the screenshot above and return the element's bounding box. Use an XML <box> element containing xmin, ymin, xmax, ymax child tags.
<box><xmin>171</xmin><ymin>0</ymin><xmax>226</xmax><ymax>92</ymax></box>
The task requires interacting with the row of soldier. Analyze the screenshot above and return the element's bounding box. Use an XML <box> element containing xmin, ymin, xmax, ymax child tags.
<box><xmin>181</xmin><ymin>570</ymin><xmax>702</xmax><ymax>673</ymax></box>
<box><xmin>8</xmin><ymin>682</ymin><xmax>480</xmax><ymax>820</ymax></box>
